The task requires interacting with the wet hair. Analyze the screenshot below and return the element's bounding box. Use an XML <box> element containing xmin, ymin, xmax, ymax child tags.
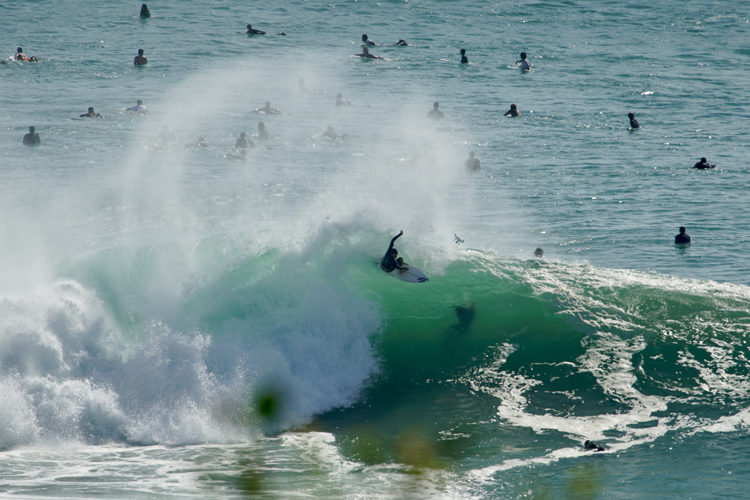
<box><xmin>700</xmin><ymin>157</ymin><xmax>707</xmax><ymax>163</ymax></box>
<box><xmin>520</xmin><ymin>52</ymin><xmax>527</xmax><ymax>59</ymax></box>
<box><xmin>679</xmin><ymin>226</ymin><xmax>686</xmax><ymax>233</ymax></box>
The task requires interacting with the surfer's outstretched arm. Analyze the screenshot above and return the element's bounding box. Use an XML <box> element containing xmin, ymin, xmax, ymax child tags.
<box><xmin>387</xmin><ymin>230</ymin><xmax>404</xmax><ymax>252</ymax></box>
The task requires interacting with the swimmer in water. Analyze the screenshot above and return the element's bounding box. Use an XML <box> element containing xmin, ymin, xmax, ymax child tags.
<box><xmin>255</xmin><ymin>101</ymin><xmax>280</xmax><ymax>114</ymax></box>
<box><xmin>127</xmin><ymin>99</ymin><xmax>147</xmax><ymax>113</ymax></box>
<box><xmin>235</xmin><ymin>132</ymin><xmax>253</xmax><ymax>149</ymax></box>
<box><xmin>534</xmin><ymin>247</ymin><xmax>544</xmax><ymax>258</ymax></box>
<box><xmin>504</xmin><ymin>104</ymin><xmax>521</xmax><ymax>117</ymax></box>
<box><xmin>324</xmin><ymin>125</ymin><xmax>346</xmax><ymax>139</ymax></box>
<box><xmin>134</xmin><ymin>48</ymin><xmax>147</xmax><ymax>65</ymax></box>
<box><xmin>584</xmin><ymin>440</ymin><xmax>605</xmax><ymax>452</ymax></box>
<box><xmin>674</xmin><ymin>226</ymin><xmax>691</xmax><ymax>245</ymax></box>
<box><xmin>460</xmin><ymin>48</ymin><xmax>468</xmax><ymax>64</ymax></box>
<box><xmin>628</xmin><ymin>112</ymin><xmax>639</xmax><ymax>130</ymax></box>
<box><xmin>465</xmin><ymin>151</ymin><xmax>480</xmax><ymax>170</ymax></box>
<box><xmin>14</xmin><ymin>47</ymin><xmax>37</xmax><ymax>62</ymax></box>
<box><xmin>335</xmin><ymin>93</ymin><xmax>351</xmax><ymax>106</ymax></box>
<box><xmin>140</xmin><ymin>3</ymin><xmax>150</xmax><ymax>18</ymax></box>
<box><xmin>257</xmin><ymin>121</ymin><xmax>269</xmax><ymax>140</ymax></box>
<box><xmin>693</xmin><ymin>157</ymin><xmax>715</xmax><ymax>169</ymax></box>
<box><xmin>22</xmin><ymin>126</ymin><xmax>40</xmax><ymax>146</ymax></box>
<box><xmin>516</xmin><ymin>52</ymin><xmax>531</xmax><ymax>71</ymax></box>
<box><xmin>355</xmin><ymin>46</ymin><xmax>380</xmax><ymax>59</ymax></box>
<box><xmin>394</xmin><ymin>39</ymin><xmax>409</xmax><ymax>46</ymax></box>
<box><xmin>428</xmin><ymin>101</ymin><xmax>445</xmax><ymax>120</ymax></box>
<box><xmin>361</xmin><ymin>34</ymin><xmax>376</xmax><ymax>47</ymax></box>
<box><xmin>380</xmin><ymin>230</ymin><xmax>409</xmax><ymax>273</ymax></box>
<box><xmin>246</xmin><ymin>24</ymin><xmax>266</xmax><ymax>35</ymax></box>
<box><xmin>80</xmin><ymin>106</ymin><xmax>102</xmax><ymax>118</ymax></box>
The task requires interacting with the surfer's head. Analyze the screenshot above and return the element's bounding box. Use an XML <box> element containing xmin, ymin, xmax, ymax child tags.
<box><xmin>679</xmin><ymin>226</ymin><xmax>686</xmax><ymax>234</ymax></box>
<box><xmin>628</xmin><ymin>112</ymin><xmax>634</xmax><ymax>119</ymax></box>
<box><xmin>700</xmin><ymin>157</ymin><xmax>707</xmax><ymax>163</ymax></box>
<box><xmin>460</xmin><ymin>48</ymin><xmax>466</xmax><ymax>55</ymax></box>
<box><xmin>362</xmin><ymin>34</ymin><xmax>368</xmax><ymax>42</ymax></box>
<box><xmin>520</xmin><ymin>52</ymin><xmax>527</xmax><ymax>60</ymax></box>
<box><xmin>29</xmin><ymin>126</ymin><xmax>35</xmax><ymax>133</ymax></box>
<box><xmin>433</xmin><ymin>101</ymin><xmax>439</xmax><ymax>109</ymax></box>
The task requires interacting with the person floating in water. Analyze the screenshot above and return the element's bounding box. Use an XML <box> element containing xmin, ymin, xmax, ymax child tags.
<box><xmin>381</xmin><ymin>230</ymin><xmax>409</xmax><ymax>273</ymax></box>
<box><xmin>255</xmin><ymin>101</ymin><xmax>279</xmax><ymax>114</ymax></box>
<box><xmin>257</xmin><ymin>121</ymin><xmax>269</xmax><ymax>140</ymax></box>
<box><xmin>14</xmin><ymin>47</ymin><xmax>37</xmax><ymax>62</ymax></box>
<box><xmin>127</xmin><ymin>99</ymin><xmax>147</xmax><ymax>113</ymax></box>
<box><xmin>534</xmin><ymin>247</ymin><xmax>544</xmax><ymax>258</ymax></box>
<box><xmin>134</xmin><ymin>48</ymin><xmax>147</xmax><ymax>65</ymax></box>
<box><xmin>80</xmin><ymin>106</ymin><xmax>102</xmax><ymax>118</ymax></box>
<box><xmin>355</xmin><ymin>46</ymin><xmax>380</xmax><ymax>59</ymax></box>
<box><xmin>516</xmin><ymin>52</ymin><xmax>531</xmax><ymax>71</ymax></box>
<box><xmin>361</xmin><ymin>34</ymin><xmax>376</xmax><ymax>47</ymax></box>
<box><xmin>22</xmin><ymin>126</ymin><xmax>40</xmax><ymax>145</ymax></box>
<box><xmin>627</xmin><ymin>112</ymin><xmax>639</xmax><ymax>129</ymax></box>
<box><xmin>675</xmin><ymin>226</ymin><xmax>691</xmax><ymax>244</ymax></box>
<box><xmin>246</xmin><ymin>24</ymin><xmax>266</xmax><ymax>35</ymax></box>
<box><xmin>693</xmin><ymin>157</ymin><xmax>715</xmax><ymax>169</ymax></box>
<box><xmin>465</xmin><ymin>151</ymin><xmax>480</xmax><ymax>170</ymax></box>
<box><xmin>584</xmin><ymin>440</ymin><xmax>605</xmax><ymax>452</ymax></box>
<box><xmin>504</xmin><ymin>104</ymin><xmax>521</xmax><ymax>117</ymax></box>
<box><xmin>335</xmin><ymin>93</ymin><xmax>351</xmax><ymax>106</ymax></box>
<box><xmin>460</xmin><ymin>48</ymin><xmax>468</xmax><ymax>64</ymax></box>
<box><xmin>428</xmin><ymin>101</ymin><xmax>445</xmax><ymax>120</ymax></box>
<box><xmin>140</xmin><ymin>3</ymin><xmax>150</xmax><ymax>18</ymax></box>
<box><xmin>235</xmin><ymin>132</ymin><xmax>253</xmax><ymax>149</ymax></box>
<box><xmin>394</xmin><ymin>39</ymin><xmax>409</xmax><ymax>46</ymax></box>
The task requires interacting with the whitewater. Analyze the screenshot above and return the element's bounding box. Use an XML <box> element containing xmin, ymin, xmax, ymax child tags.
<box><xmin>2</xmin><ymin>0</ymin><xmax>750</xmax><ymax>498</ymax></box>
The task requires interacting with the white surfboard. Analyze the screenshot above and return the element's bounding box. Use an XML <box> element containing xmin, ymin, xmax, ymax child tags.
<box><xmin>389</xmin><ymin>265</ymin><xmax>429</xmax><ymax>283</ymax></box>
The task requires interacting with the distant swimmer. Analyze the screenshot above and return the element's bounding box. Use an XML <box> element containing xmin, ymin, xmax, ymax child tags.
<box><xmin>257</xmin><ymin>121</ymin><xmax>269</xmax><ymax>140</ymax></box>
<box><xmin>22</xmin><ymin>126</ymin><xmax>40</xmax><ymax>146</ymax></box>
<box><xmin>324</xmin><ymin>125</ymin><xmax>346</xmax><ymax>139</ymax></box>
<box><xmin>460</xmin><ymin>48</ymin><xmax>468</xmax><ymax>64</ymax></box>
<box><xmin>628</xmin><ymin>112</ymin><xmax>639</xmax><ymax>130</ymax></box>
<box><xmin>504</xmin><ymin>104</ymin><xmax>521</xmax><ymax>117</ymax></box>
<box><xmin>335</xmin><ymin>93</ymin><xmax>351</xmax><ymax>106</ymax></box>
<box><xmin>534</xmin><ymin>247</ymin><xmax>544</xmax><ymax>258</ymax></box>
<box><xmin>516</xmin><ymin>52</ymin><xmax>531</xmax><ymax>71</ymax></box>
<box><xmin>140</xmin><ymin>3</ymin><xmax>150</xmax><ymax>18</ymax></box>
<box><xmin>465</xmin><ymin>151</ymin><xmax>480</xmax><ymax>171</ymax></box>
<box><xmin>584</xmin><ymin>440</ymin><xmax>605</xmax><ymax>452</ymax></box>
<box><xmin>693</xmin><ymin>157</ymin><xmax>715</xmax><ymax>169</ymax></box>
<box><xmin>255</xmin><ymin>101</ymin><xmax>280</xmax><ymax>114</ymax></box>
<box><xmin>428</xmin><ymin>101</ymin><xmax>445</xmax><ymax>120</ymax></box>
<box><xmin>246</xmin><ymin>24</ymin><xmax>266</xmax><ymax>35</ymax></box>
<box><xmin>127</xmin><ymin>99</ymin><xmax>147</xmax><ymax>113</ymax></box>
<box><xmin>80</xmin><ymin>106</ymin><xmax>102</xmax><ymax>118</ymax></box>
<box><xmin>674</xmin><ymin>226</ymin><xmax>691</xmax><ymax>245</ymax></box>
<box><xmin>134</xmin><ymin>48</ymin><xmax>147</xmax><ymax>65</ymax></box>
<box><xmin>361</xmin><ymin>34</ymin><xmax>376</xmax><ymax>47</ymax></box>
<box><xmin>355</xmin><ymin>46</ymin><xmax>381</xmax><ymax>59</ymax></box>
<box><xmin>380</xmin><ymin>230</ymin><xmax>409</xmax><ymax>273</ymax></box>
<box><xmin>14</xmin><ymin>47</ymin><xmax>37</xmax><ymax>62</ymax></box>
<box><xmin>235</xmin><ymin>132</ymin><xmax>253</xmax><ymax>149</ymax></box>
<box><xmin>394</xmin><ymin>39</ymin><xmax>409</xmax><ymax>46</ymax></box>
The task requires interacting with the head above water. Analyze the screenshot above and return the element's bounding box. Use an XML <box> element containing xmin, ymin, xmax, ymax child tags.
<box><xmin>460</xmin><ymin>48</ymin><xmax>466</xmax><ymax>55</ymax></box>
<box><xmin>520</xmin><ymin>52</ymin><xmax>527</xmax><ymax>59</ymax></box>
<box><xmin>362</xmin><ymin>34</ymin><xmax>368</xmax><ymax>41</ymax></box>
<box><xmin>679</xmin><ymin>226</ymin><xmax>686</xmax><ymax>234</ymax></box>
<box><xmin>138</xmin><ymin>48</ymin><xmax>144</xmax><ymax>55</ymax></box>
<box><xmin>17</xmin><ymin>47</ymin><xmax>23</xmax><ymax>53</ymax></box>
<box><xmin>433</xmin><ymin>101</ymin><xmax>440</xmax><ymax>109</ymax></box>
<box><xmin>137</xmin><ymin>99</ymin><xmax>143</xmax><ymax>105</ymax></box>
<box><xmin>29</xmin><ymin>126</ymin><xmax>35</xmax><ymax>132</ymax></box>
<box><xmin>628</xmin><ymin>112</ymin><xmax>634</xmax><ymax>118</ymax></box>
<box><xmin>700</xmin><ymin>157</ymin><xmax>707</xmax><ymax>163</ymax></box>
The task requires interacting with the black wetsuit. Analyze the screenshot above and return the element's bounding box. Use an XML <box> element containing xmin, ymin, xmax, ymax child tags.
<box><xmin>693</xmin><ymin>161</ymin><xmax>714</xmax><ymax>170</ymax></box>
<box><xmin>629</xmin><ymin>117</ymin><xmax>639</xmax><ymax>129</ymax></box>
<box><xmin>675</xmin><ymin>232</ymin><xmax>691</xmax><ymax>244</ymax></box>
<box><xmin>380</xmin><ymin>233</ymin><xmax>403</xmax><ymax>272</ymax></box>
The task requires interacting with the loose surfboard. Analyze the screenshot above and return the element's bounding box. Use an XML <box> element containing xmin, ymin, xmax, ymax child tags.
<box><xmin>389</xmin><ymin>265</ymin><xmax>429</xmax><ymax>283</ymax></box>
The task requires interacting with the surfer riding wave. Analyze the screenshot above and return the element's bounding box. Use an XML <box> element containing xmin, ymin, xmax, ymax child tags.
<box><xmin>380</xmin><ymin>230</ymin><xmax>409</xmax><ymax>273</ymax></box>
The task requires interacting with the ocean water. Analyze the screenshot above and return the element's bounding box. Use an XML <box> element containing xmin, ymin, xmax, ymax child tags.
<box><xmin>2</xmin><ymin>0</ymin><xmax>750</xmax><ymax>498</ymax></box>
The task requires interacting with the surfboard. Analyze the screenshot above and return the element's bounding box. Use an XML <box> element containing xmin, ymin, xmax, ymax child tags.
<box><xmin>389</xmin><ymin>265</ymin><xmax>429</xmax><ymax>283</ymax></box>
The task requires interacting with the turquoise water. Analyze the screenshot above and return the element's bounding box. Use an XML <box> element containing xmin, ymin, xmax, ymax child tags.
<box><xmin>2</xmin><ymin>0</ymin><xmax>750</xmax><ymax>498</ymax></box>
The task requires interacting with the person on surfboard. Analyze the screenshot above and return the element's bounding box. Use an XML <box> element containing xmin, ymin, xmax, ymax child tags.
<box><xmin>381</xmin><ymin>230</ymin><xmax>409</xmax><ymax>273</ymax></box>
